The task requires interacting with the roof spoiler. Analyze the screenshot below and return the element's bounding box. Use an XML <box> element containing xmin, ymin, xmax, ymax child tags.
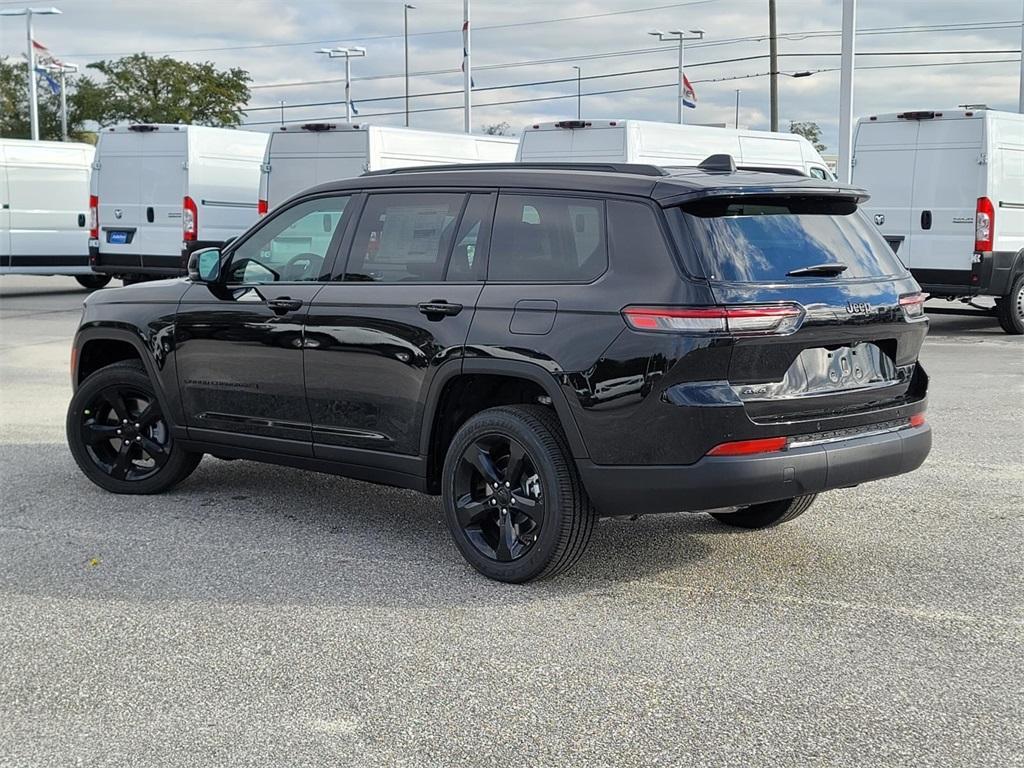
<box><xmin>698</xmin><ymin>154</ymin><xmax>737</xmax><ymax>173</ymax></box>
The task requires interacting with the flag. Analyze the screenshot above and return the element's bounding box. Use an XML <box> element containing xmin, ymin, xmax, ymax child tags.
<box><xmin>682</xmin><ymin>73</ymin><xmax>696</xmax><ymax>109</ymax></box>
<box><xmin>35</xmin><ymin>66</ymin><xmax>61</xmax><ymax>94</ymax></box>
<box><xmin>32</xmin><ymin>38</ymin><xmax>59</xmax><ymax>66</ymax></box>
<box><xmin>461</xmin><ymin>19</ymin><xmax>475</xmax><ymax>87</ymax></box>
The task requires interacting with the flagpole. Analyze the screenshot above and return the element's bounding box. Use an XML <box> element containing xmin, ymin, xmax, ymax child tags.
<box><xmin>59</xmin><ymin>68</ymin><xmax>68</xmax><ymax>141</ymax></box>
<box><xmin>27</xmin><ymin>13</ymin><xmax>40</xmax><ymax>140</ymax></box>
<box><xmin>463</xmin><ymin>0</ymin><xmax>471</xmax><ymax>134</ymax></box>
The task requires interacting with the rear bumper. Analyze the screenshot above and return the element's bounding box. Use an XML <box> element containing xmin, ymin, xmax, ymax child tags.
<box><xmin>576</xmin><ymin>423</ymin><xmax>931</xmax><ymax>516</ymax></box>
<box><xmin>89</xmin><ymin>241</ymin><xmax>221</xmax><ymax>277</ymax></box>
<box><xmin>914</xmin><ymin>250</ymin><xmax>1021</xmax><ymax>298</ymax></box>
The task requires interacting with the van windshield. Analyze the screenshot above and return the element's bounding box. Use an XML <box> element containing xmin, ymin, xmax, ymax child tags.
<box><xmin>676</xmin><ymin>196</ymin><xmax>907</xmax><ymax>282</ymax></box>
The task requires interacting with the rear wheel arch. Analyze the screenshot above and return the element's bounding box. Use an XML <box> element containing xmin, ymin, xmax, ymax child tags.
<box><xmin>421</xmin><ymin>360</ymin><xmax>589</xmax><ymax>494</ymax></box>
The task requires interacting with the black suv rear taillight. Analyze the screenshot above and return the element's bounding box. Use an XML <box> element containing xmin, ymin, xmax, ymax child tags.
<box><xmin>622</xmin><ymin>304</ymin><xmax>805</xmax><ymax>336</ymax></box>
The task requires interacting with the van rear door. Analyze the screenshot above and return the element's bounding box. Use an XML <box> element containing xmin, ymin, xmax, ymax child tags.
<box><xmin>96</xmin><ymin>131</ymin><xmax>144</xmax><ymax>270</ymax></box>
<box><xmin>138</xmin><ymin>129</ymin><xmax>187</xmax><ymax>268</ymax></box>
<box><xmin>0</xmin><ymin>148</ymin><xmax>10</xmax><ymax>268</ymax></box>
<box><xmin>853</xmin><ymin>119</ymin><xmax>919</xmax><ymax>262</ymax></box>
<box><xmin>909</xmin><ymin>115</ymin><xmax>984</xmax><ymax>282</ymax></box>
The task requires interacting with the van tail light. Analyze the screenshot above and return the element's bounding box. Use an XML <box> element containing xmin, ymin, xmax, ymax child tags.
<box><xmin>622</xmin><ymin>304</ymin><xmax>804</xmax><ymax>336</ymax></box>
<box><xmin>183</xmin><ymin>195</ymin><xmax>198</xmax><ymax>241</ymax></box>
<box><xmin>909</xmin><ymin>412</ymin><xmax>926</xmax><ymax>428</ymax></box>
<box><xmin>899</xmin><ymin>292</ymin><xmax>929</xmax><ymax>321</ymax></box>
<box><xmin>88</xmin><ymin>195</ymin><xmax>99</xmax><ymax>239</ymax></box>
<box><xmin>258</xmin><ymin>198</ymin><xmax>268</xmax><ymax>217</ymax></box>
<box><xmin>975</xmin><ymin>196</ymin><xmax>994</xmax><ymax>252</ymax></box>
<box><xmin>707</xmin><ymin>436</ymin><xmax>788</xmax><ymax>457</ymax></box>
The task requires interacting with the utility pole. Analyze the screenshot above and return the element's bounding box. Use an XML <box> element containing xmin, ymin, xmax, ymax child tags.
<box><xmin>463</xmin><ymin>0</ymin><xmax>472</xmax><ymax>133</ymax></box>
<box><xmin>279</xmin><ymin>100</ymin><xmax>285</xmax><ymax>126</ymax></box>
<box><xmin>573</xmin><ymin>66</ymin><xmax>581</xmax><ymax>119</ymax></box>
<box><xmin>837</xmin><ymin>0</ymin><xmax>857</xmax><ymax>183</ymax></box>
<box><xmin>1018</xmin><ymin>0</ymin><xmax>1024</xmax><ymax>112</ymax></box>
<box><xmin>648</xmin><ymin>29</ymin><xmax>704</xmax><ymax>124</ymax></box>
<box><xmin>768</xmin><ymin>0</ymin><xmax>778</xmax><ymax>131</ymax></box>
<box><xmin>735</xmin><ymin>89</ymin><xmax>740</xmax><ymax>129</ymax></box>
<box><xmin>0</xmin><ymin>7</ymin><xmax>63</xmax><ymax>141</ymax></box>
<box><xmin>404</xmin><ymin>4</ymin><xmax>415</xmax><ymax>127</ymax></box>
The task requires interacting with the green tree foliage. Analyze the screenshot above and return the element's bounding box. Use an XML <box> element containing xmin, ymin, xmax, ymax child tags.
<box><xmin>789</xmin><ymin>120</ymin><xmax>827</xmax><ymax>153</ymax></box>
<box><xmin>0</xmin><ymin>58</ymin><xmax>90</xmax><ymax>141</ymax></box>
<box><xmin>77</xmin><ymin>53</ymin><xmax>251</xmax><ymax>127</ymax></box>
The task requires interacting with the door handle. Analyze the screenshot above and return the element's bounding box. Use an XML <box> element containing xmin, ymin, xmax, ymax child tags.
<box><xmin>417</xmin><ymin>300</ymin><xmax>463</xmax><ymax>319</ymax></box>
<box><xmin>920</xmin><ymin>210</ymin><xmax>932</xmax><ymax>230</ymax></box>
<box><xmin>146</xmin><ymin>206</ymin><xmax>155</xmax><ymax>223</ymax></box>
<box><xmin>268</xmin><ymin>297</ymin><xmax>304</xmax><ymax>314</ymax></box>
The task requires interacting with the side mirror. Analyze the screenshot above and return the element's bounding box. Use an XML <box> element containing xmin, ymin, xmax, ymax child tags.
<box><xmin>188</xmin><ymin>247</ymin><xmax>223</xmax><ymax>283</ymax></box>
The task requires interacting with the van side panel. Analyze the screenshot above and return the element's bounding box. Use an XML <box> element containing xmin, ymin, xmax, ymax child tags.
<box><xmin>0</xmin><ymin>148</ymin><xmax>10</xmax><ymax>267</ymax></box>
<box><xmin>1</xmin><ymin>141</ymin><xmax>93</xmax><ymax>274</ymax></box>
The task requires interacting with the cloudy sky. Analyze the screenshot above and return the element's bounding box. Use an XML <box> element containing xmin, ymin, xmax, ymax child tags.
<box><xmin>2</xmin><ymin>0</ymin><xmax>1021</xmax><ymax>152</ymax></box>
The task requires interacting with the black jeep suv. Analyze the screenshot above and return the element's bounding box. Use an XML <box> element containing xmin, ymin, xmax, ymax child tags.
<box><xmin>66</xmin><ymin>161</ymin><xmax>931</xmax><ymax>582</ymax></box>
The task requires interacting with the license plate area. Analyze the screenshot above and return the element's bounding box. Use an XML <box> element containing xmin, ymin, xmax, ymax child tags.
<box><xmin>106</xmin><ymin>230</ymin><xmax>134</xmax><ymax>245</ymax></box>
<box><xmin>734</xmin><ymin>342</ymin><xmax>902</xmax><ymax>402</ymax></box>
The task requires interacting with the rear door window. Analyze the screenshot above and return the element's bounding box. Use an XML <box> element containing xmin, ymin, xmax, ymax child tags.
<box><xmin>488</xmin><ymin>194</ymin><xmax>607</xmax><ymax>282</ymax></box>
<box><xmin>676</xmin><ymin>196</ymin><xmax>908</xmax><ymax>282</ymax></box>
<box><xmin>343</xmin><ymin>192</ymin><xmax>464</xmax><ymax>282</ymax></box>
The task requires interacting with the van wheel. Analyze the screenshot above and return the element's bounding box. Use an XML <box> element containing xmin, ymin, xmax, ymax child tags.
<box><xmin>709</xmin><ymin>494</ymin><xmax>817</xmax><ymax>529</ymax></box>
<box><xmin>441</xmin><ymin>405</ymin><xmax>595</xmax><ymax>583</ymax></box>
<box><xmin>67</xmin><ymin>360</ymin><xmax>202</xmax><ymax>494</ymax></box>
<box><xmin>75</xmin><ymin>274</ymin><xmax>111</xmax><ymax>291</ymax></box>
<box><xmin>996</xmin><ymin>273</ymin><xmax>1024</xmax><ymax>335</ymax></box>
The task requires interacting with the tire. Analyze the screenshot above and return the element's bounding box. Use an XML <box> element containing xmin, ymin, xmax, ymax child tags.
<box><xmin>75</xmin><ymin>274</ymin><xmax>112</xmax><ymax>291</ymax></box>
<box><xmin>441</xmin><ymin>404</ymin><xmax>595</xmax><ymax>583</ymax></box>
<box><xmin>709</xmin><ymin>494</ymin><xmax>817</xmax><ymax>529</ymax></box>
<box><xmin>996</xmin><ymin>272</ymin><xmax>1024</xmax><ymax>335</ymax></box>
<box><xmin>66</xmin><ymin>360</ymin><xmax>201</xmax><ymax>494</ymax></box>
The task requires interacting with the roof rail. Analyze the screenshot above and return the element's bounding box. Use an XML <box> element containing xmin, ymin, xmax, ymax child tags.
<box><xmin>697</xmin><ymin>154</ymin><xmax>737</xmax><ymax>173</ymax></box>
<box><xmin>362</xmin><ymin>162</ymin><xmax>670</xmax><ymax>177</ymax></box>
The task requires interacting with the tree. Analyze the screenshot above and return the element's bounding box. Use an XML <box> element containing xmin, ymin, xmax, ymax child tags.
<box><xmin>0</xmin><ymin>58</ymin><xmax>90</xmax><ymax>141</ymax></box>
<box><xmin>480</xmin><ymin>121</ymin><xmax>513</xmax><ymax>136</ymax></box>
<box><xmin>75</xmin><ymin>53</ymin><xmax>251</xmax><ymax>128</ymax></box>
<box><xmin>789</xmin><ymin>120</ymin><xmax>826</xmax><ymax>153</ymax></box>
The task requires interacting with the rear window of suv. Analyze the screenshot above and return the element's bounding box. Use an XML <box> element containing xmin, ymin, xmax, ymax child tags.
<box><xmin>676</xmin><ymin>196</ymin><xmax>907</xmax><ymax>282</ymax></box>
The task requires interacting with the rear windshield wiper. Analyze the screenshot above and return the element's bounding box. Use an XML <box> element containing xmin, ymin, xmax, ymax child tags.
<box><xmin>786</xmin><ymin>263</ymin><xmax>849</xmax><ymax>277</ymax></box>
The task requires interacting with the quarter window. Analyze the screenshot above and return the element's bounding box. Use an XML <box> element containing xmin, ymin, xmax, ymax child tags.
<box><xmin>343</xmin><ymin>193</ymin><xmax>464</xmax><ymax>282</ymax></box>
<box><xmin>228</xmin><ymin>196</ymin><xmax>350</xmax><ymax>283</ymax></box>
<box><xmin>489</xmin><ymin>194</ymin><xmax>607</xmax><ymax>282</ymax></box>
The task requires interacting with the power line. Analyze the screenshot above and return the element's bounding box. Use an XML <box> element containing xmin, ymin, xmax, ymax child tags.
<box><xmin>57</xmin><ymin>0</ymin><xmax>719</xmax><ymax>58</ymax></box>
<box><xmin>246</xmin><ymin>49</ymin><xmax>1022</xmax><ymax>113</ymax></box>
<box><xmin>691</xmin><ymin>56</ymin><xmax>1021</xmax><ymax>84</ymax></box>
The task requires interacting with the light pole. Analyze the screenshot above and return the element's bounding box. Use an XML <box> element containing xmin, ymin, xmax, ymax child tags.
<box><xmin>47</xmin><ymin>60</ymin><xmax>77</xmax><ymax>141</ymax></box>
<box><xmin>463</xmin><ymin>0</ymin><xmax>472</xmax><ymax>133</ymax></box>
<box><xmin>572</xmin><ymin>66</ymin><xmax>581</xmax><ymax>119</ymax></box>
<box><xmin>648</xmin><ymin>28</ymin><xmax>704</xmax><ymax>124</ymax></box>
<box><xmin>734</xmin><ymin>89</ymin><xmax>740</xmax><ymax>129</ymax></box>
<box><xmin>837</xmin><ymin>0</ymin><xmax>857</xmax><ymax>183</ymax></box>
<box><xmin>0</xmin><ymin>6</ymin><xmax>63</xmax><ymax>141</ymax></box>
<box><xmin>317</xmin><ymin>46</ymin><xmax>366</xmax><ymax>123</ymax></box>
<box><xmin>404</xmin><ymin>4</ymin><xmax>415</xmax><ymax>127</ymax></box>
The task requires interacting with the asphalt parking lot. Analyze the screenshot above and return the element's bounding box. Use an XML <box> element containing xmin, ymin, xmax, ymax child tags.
<box><xmin>1</xmin><ymin>275</ymin><xmax>1021</xmax><ymax>767</ymax></box>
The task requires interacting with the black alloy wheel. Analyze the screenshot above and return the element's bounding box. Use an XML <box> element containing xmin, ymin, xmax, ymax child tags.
<box><xmin>80</xmin><ymin>384</ymin><xmax>170</xmax><ymax>482</ymax></box>
<box><xmin>67</xmin><ymin>361</ymin><xmax>201</xmax><ymax>494</ymax></box>
<box><xmin>442</xmin><ymin>405</ymin><xmax>595</xmax><ymax>583</ymax></box>
<box><xmin>453</xmin><ymin>433</ymin><xmax>544</xmax><ymax>563</ymax></box>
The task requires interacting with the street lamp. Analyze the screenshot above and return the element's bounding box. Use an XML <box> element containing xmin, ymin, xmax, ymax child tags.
<box><xmin>572</xmin><ymin>66</ymin><xmax>581</xmax><ymax>119</ymax></box>
<box><xmin>317</xmin><ymin>46</ymin><xmax>366</xmax><ymax>123</ymax></box>
<box><xmin>404</xmin><ymin>4</ymin><xmax>415</xmax><ymax>127</ymax></box>
<box><xmin>0</xmin><ymin>6</ymin><xmax>63</xmax><ymax>141</ymax></box>
<box><xmin>46</xmin><ymin>60</ymin><xmax>77</xmax><ymax>141</ymax></box>
<box><xmin>648</xmin><ymin>28</ymin><xmax>704</xmax><ymax>124</ymax></box>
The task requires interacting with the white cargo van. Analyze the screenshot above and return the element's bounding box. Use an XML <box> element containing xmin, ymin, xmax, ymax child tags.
<box><xmin>0</xmin><ymin>138</ymin><xmax>107</xmax><ymax>290</ymax></box>
<box><xmin>259</xmin><ymin>123</ymin><xmax>518</xmax><ymax>212</ymax></box>
<box><xmin>853</xmin><ymin>109</ymin><xmax>1024</xmax><ymax>334</ymax></box>
<box><xmin>89</xmin><ymin>124</ymin><xmax>269</xmax><ymax>281</ymax></box>
<box><xmin>516</xmin><ymin>119</ymin><xmax>834</xmax><ymax>179</ymax></box>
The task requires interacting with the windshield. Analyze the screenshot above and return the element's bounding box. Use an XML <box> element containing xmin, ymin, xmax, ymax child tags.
<box><xmin>677</xmin><ymin>196</ymin><xmax>907</xmax><ymax>282</ymax></box>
